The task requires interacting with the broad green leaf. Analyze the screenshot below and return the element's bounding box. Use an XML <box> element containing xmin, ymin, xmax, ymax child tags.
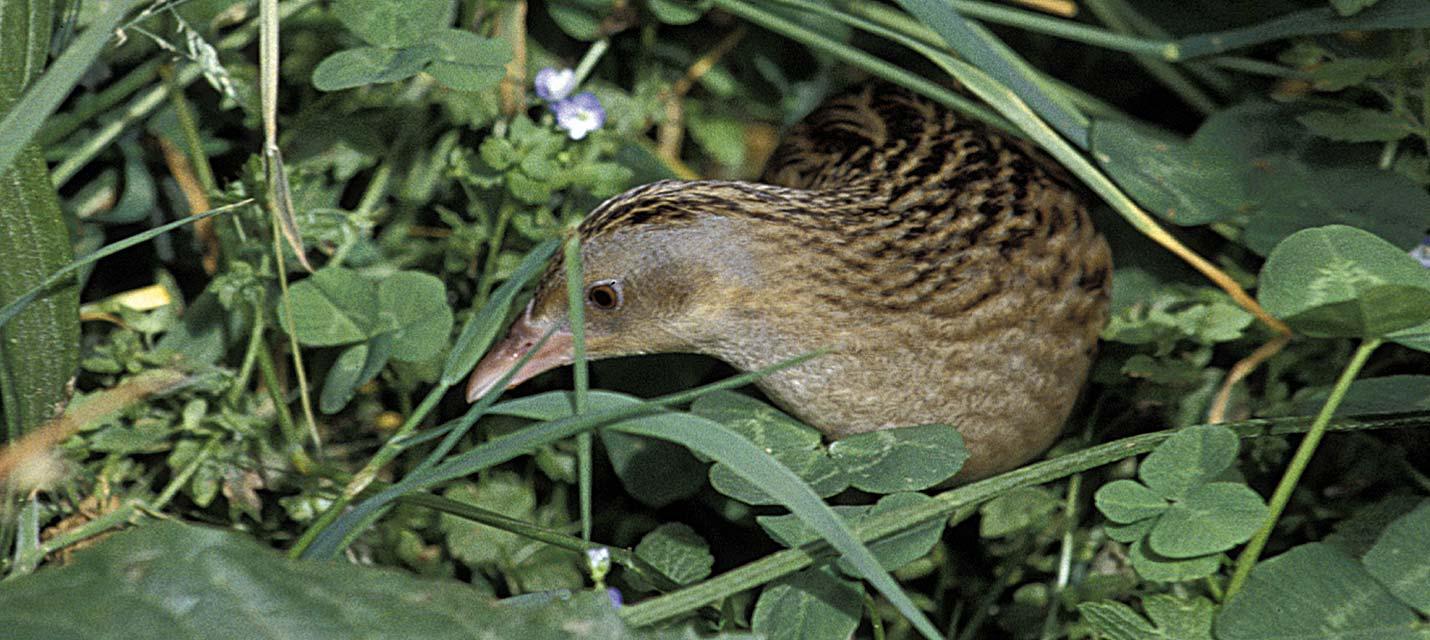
<box><xmin>283</xmin><ymin>267</ymin><xmax>377</xmax><ymax>346</ymax></box>
<box><xmin>1243</xmin><ymin>166</ymin><xmax>1430</xmax><ymax>257</ymax></box>
<box><xmin>1216</xmin><ymin>543</ymin><xmax>1422</xmax><ymax>640</ymax></box>
<box><xmin>1292</xmin><ymin>375</ymin><xmax>1430</xmax><ymax>416</ymax></box>
<box><xmin>311</xmin><ymin>46</ymin><xmax>434</xmax><ymax>92</ymax></box>
<box><xmin>687</xmin><ymin>112</ymin><xmax>746</xmax><ymax>168</ymax></box>
<box><xmin>1386</xmin><ymin>321</ymin><xmax>1430</xmax><ymax>353</ymax></box>
<box><xmin>1325</xmin><ymin>496</ymin><xmax>1429</xmax><ymax>558</ymax></box>
<box><xmin>1141</xmin><ymin>595</ymin><xmax>1215</xmax><ymax>640</ymax></box>
<box><xmin>548</xmin><ymin>0</ymin><xmax>605</xmax><ymax>40</ymax></box>
<box><xmin>425</xmin><ymin>30</ymin><xmax>512</xmax><ymax>92</ymax></box>
<box><xmin>1307</xmin><ymin>57</ymin><xmax>1396</xmax><ymax>90</ymax></box>
<box><xmin>827</xmin><ymin>423</ymin><xmax>966</xmax><ymax>493</ymax></box>
<box><xmin>440</xmin><ymin>473</ymin><xmax>536</xmax><ymax>567</ymax></box>
<box><xmin>1078</xmin><ymin>600</ymin><xmax>1158</xmax><ymax>640</ymax></box>
<box><xmin>319</xmin><ymin>336</ymin><xmax>393</xmax><ymax>413</ymax></box>
<box><xmin>0</xmin><ymin>521</ymin><xmax>670</xmax><ymax>639</ymax></box>
<box><xmin>332</xmin><ymin>0</ymin><xmax>451</xmax><ymax>48</ymax></box>
<box><xmin>634</xmin><ymin>523</ymin><xmax>713</xmax><ymax>586</ymax></box>
<box><xmin>599</xmin><ymin>430</ymin><xmax>706</xmax><ymax>508</ymax></box>
<box><xmin>1258</xmin><ymin>225</ymin><xmax>1430</xmax><ymax>338</ymax></box>
<box><xmin>1104</xmin><ymin>518</ymin><xmax>1153</xmax><ymax>544</ymax></box>
<box><xmin>1139</xmin><ymin>425</ymin><xmax>1240</xmax><ymax>500</ymax></box>
<box><xmin>1128</xmin><ymin>540</ymin><xmax>1221</xmax><ymax>583</ymax></box>
<box><xmin>1149</xmin><ymin>482</ymin><xmax>1267</xmax><ymax>558</ymax></box>
<box><xmin>752</xmin><ymin>567</ymin><xmax>863</xmax><ymax>640</ymax></box>
<box><xmin>758</xmin><ymin>493</ymin><xmax>944</xmax><ymax>573</ymax></box>
<box><xmin>1079</xmin><ymin>595</ymin><xmax>1214</xmax><ymax>640</ymax></box>
<box><xmin>979</xmin><ymin>486</ymin><xmax>1060</xmax><ymax>538</ymax></box>
<box><xmin>1297</xmin><ymin>108</ymin><xmax>1414</xmax><ymax>142</ymax></box>
<box><xmin>377</xmin><ymin>271</ymin><xmax>453</xmax><ymax>362</ymax></box>
<box><xmin>1090</xmin><ymin>120</ymin><xmax>1245</xmax><ymax>225</ymax></box>
<box><xmin>647</xmin><ymin>0</ymin><xmax>711</xmax><ymax>25</ymax></box>
<box><xmin>1362</xmin><ymin>503</ymin><xmax>1430</xmax><ymax>615</ymax></box>
<box><xmin>1095</xmin><ymin>479</ymin><xmax>1168</xmax><ymax>524</ymax></box>
<box><xmin>694</xmin><ymin>391</ymin><xmax>847</xmax><ymax>504</ymax></box>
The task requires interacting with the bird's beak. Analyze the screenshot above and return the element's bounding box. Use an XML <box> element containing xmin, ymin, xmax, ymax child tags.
<box><xmin>464</xmin><ymin>301</ymin><xmax>574</xmax><ymax>403</ymax></box>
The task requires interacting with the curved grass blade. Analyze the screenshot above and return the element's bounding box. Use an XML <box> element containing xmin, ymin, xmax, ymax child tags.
<box><xmin>1175</xmin><ymin>0</ymin><xmax>1430</xmax><ymax>60</ymax></box>
<box><xmin>710</xmin><ymin>0</ymin><xmax>1011</xmax><ymax>132</ymax></box>
<box><xmin>0</xmin><ymin>0</ymin><xmax>140</xmax><ymax>177</ymax></box>
<box><xmin>0</xmin><ymin>204</ymin><xmax>247</xmax><ymax>331</ymax></box>
<box><xmin>441</xmin><ymin>238</ymin><xmax>560</xmax><ymax>386</ymax></box>
<box><xmin>299</xmin><ymin>353</ymin><xmax>822</xmax><ymax>560</ymax></box>
<box><xmin>894</xmin><ymin>0</ymin><xmax>1088</xmax><ymax>147</ymax></box>
<box><xmin>608</xmin><ymin>411</ymin><xmax>943</xmax><ymax>640</ymax></box>
<box><xmin>488</xmin><ymin>391</ymin><xmax>943</xmax><ymax>640</ymax></box>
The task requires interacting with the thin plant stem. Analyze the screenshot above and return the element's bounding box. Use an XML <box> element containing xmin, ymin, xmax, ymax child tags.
<box><xmin>151</xmin><ymin>437</ymin><xmax>220</xmax><ymax>511</ymax></box>
<box><xmin>475</xmin><ymin>200</ymin><xmax>517</xmax><ymax>304</ymax></box>
<box><xmin>572</xmin><ymin>38</ymin><xmax>610</xmax><ymax>86</ymax></box>
<box><xmin>562</xmin><ymin>234</ymin><xmax>592</xmax><ymax>541</ymax></box>
<box><xmin>1225</xmin><ymin>338</ymin><xmax>1383</xmax><ymax>599</ymax></box>
<box><xmin>865</xmin><ymin>591</ymin><xmax>886</xmax><ymax>640</ymax></box>
<box><xmin>227</xmin><ymin>304</ymin><xmax>267</xmax><ymax>408</ymax></box>
<box><xmin>268</xmin><ymin>208</ymin><xmax>320</xmax><ymax>450</ymax></box>
<box><xmin>1082</xmin><ymin>0</ymin><xmax>1218</xmax><ymax>115</ymax></box>
<box><xmin>710</xmin><ymin>0</ymin><xmax>1012</xmax><ymax>132</ymax></box>
<box><xmin>289</xmin><ymin>384</ymin><xmax>450</xmax><ymax>557</ymax></box>
<box><xmin>254</xmin><ymin>340</ymin><xmax>305</xmax><ymax>455</ymax></box>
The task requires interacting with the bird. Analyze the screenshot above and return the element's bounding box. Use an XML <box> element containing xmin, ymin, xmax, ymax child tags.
<box><xmin>466</xmin><ymin>82</ymin><xmax>1111</xmax><ymax>480</ymax></box>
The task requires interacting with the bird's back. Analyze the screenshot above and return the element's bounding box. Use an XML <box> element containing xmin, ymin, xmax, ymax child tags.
<box><xmin>742</xmin><ymin>83</ymin><xmax>1112</xmax><ymax>478</ymax></box>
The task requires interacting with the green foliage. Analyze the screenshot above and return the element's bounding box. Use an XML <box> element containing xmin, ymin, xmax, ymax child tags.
<box><xmin>313</xmin><ymin>0</ymin><xmax>511</xmax><ymax>92</ymax></box>
<box><xmin>282</xmin><ymin>267</ymin><xmax>453</xmax><ymax>411</ymax></box>
<box><xmin>1095</xmin><ymin>426</ymin><xmax>1268</xmax><ymax>581</ymax></box>
<box><xmin>751</xmin><ymin>567</ymin><xmax>863</xmax><ymax>640</ymax></box>
<box><xmin>635</xmin><ymin>523</ymin><xmax>714</xmax><ymax>586</ymax></box>
<box><xmin>695</xmin><ymin>391</ymin><xmax>966</xmax><ymax>504</ymax></box>
<box><xmin>1258</xmin><ymin>225</ymin><xmax>1430</xmax><ymax>340</ymax></box>
<box><xmin>1079</xmin><ymin>595</ymin><xmax>1215</xmax><ymax>640</ymax></box>
<box><xmin>1216</xmin><ymin>539</ymin><xmax>1428</xmax><ymax>639</ymax></box>
<box><xmin>0</xmin><ymin>520</ymin><xmax>720</xmax><ymax>640</ymax></box>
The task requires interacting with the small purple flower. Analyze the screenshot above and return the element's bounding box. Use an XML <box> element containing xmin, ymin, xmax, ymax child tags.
<box><xmin>552</xmin><ymin>92</ymin><xmax>606</xmax><ymax>140</ymax></box>
<box><xmin>606</xmin><ymin>587</ymin><xmax>624</xmax><ymax>609</ymax></box>
<box><xmin>534</xmin><ymin>67</ymin><xmax>576</xmax><ymax>102</ymax></box>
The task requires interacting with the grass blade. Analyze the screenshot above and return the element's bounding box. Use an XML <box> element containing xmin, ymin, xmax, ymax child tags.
<box><xmin>561</xmin><ymin>234</ymin><xmax>593</xmax><ymax>541</ymax></box>
<box><xmin>299</xmin><ymin>354</ymin><xmax>822</xmax><ymax>560</ymax></box>
<box><xmin>0</xmin><ymin>203</ymin><xmax>248</xmax><ymax>331</ymax></box>
<box><xmin>0</xmin><ymin>0</ymin><xmax>139</xmax><ymax>177</ymax></box>
<box><xmin>441</xmin><ymin>239</ymin><xmax>560</xmax><ymax>386</ymax></box>
<box><xmin>894</xmin><ymin>0</ymin><xmax>1088</xmax><ymax>147</ymax></box>
<box><xmin>487</xmin><ymin>391</ymin><xmax>942</xmax><ymax>640</ymax></box>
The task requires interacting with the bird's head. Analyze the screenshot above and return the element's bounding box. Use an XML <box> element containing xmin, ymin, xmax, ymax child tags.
<box><xmin>465</xmin><ymin>180</ymin><xmax>818</xmax><ymax>402</ymax></box>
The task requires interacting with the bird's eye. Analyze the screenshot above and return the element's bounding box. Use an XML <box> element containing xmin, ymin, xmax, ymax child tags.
<box><xmin>586</xmin><ymin>280</ymin><xmax>623</xmax><ymax>311</ymax></box>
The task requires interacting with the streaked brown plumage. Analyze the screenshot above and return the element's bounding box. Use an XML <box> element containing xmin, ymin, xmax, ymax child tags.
<box><xmin>468</xmin><ymin>83</ymin><xmax>1111</xmax><ymax>480</ymax></box>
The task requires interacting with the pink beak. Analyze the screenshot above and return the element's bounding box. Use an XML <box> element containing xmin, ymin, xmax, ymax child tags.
<box><xmin>464</xmin><ymin>302</ymin><xmax>574</xmax><ymax>402</ymax></box>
